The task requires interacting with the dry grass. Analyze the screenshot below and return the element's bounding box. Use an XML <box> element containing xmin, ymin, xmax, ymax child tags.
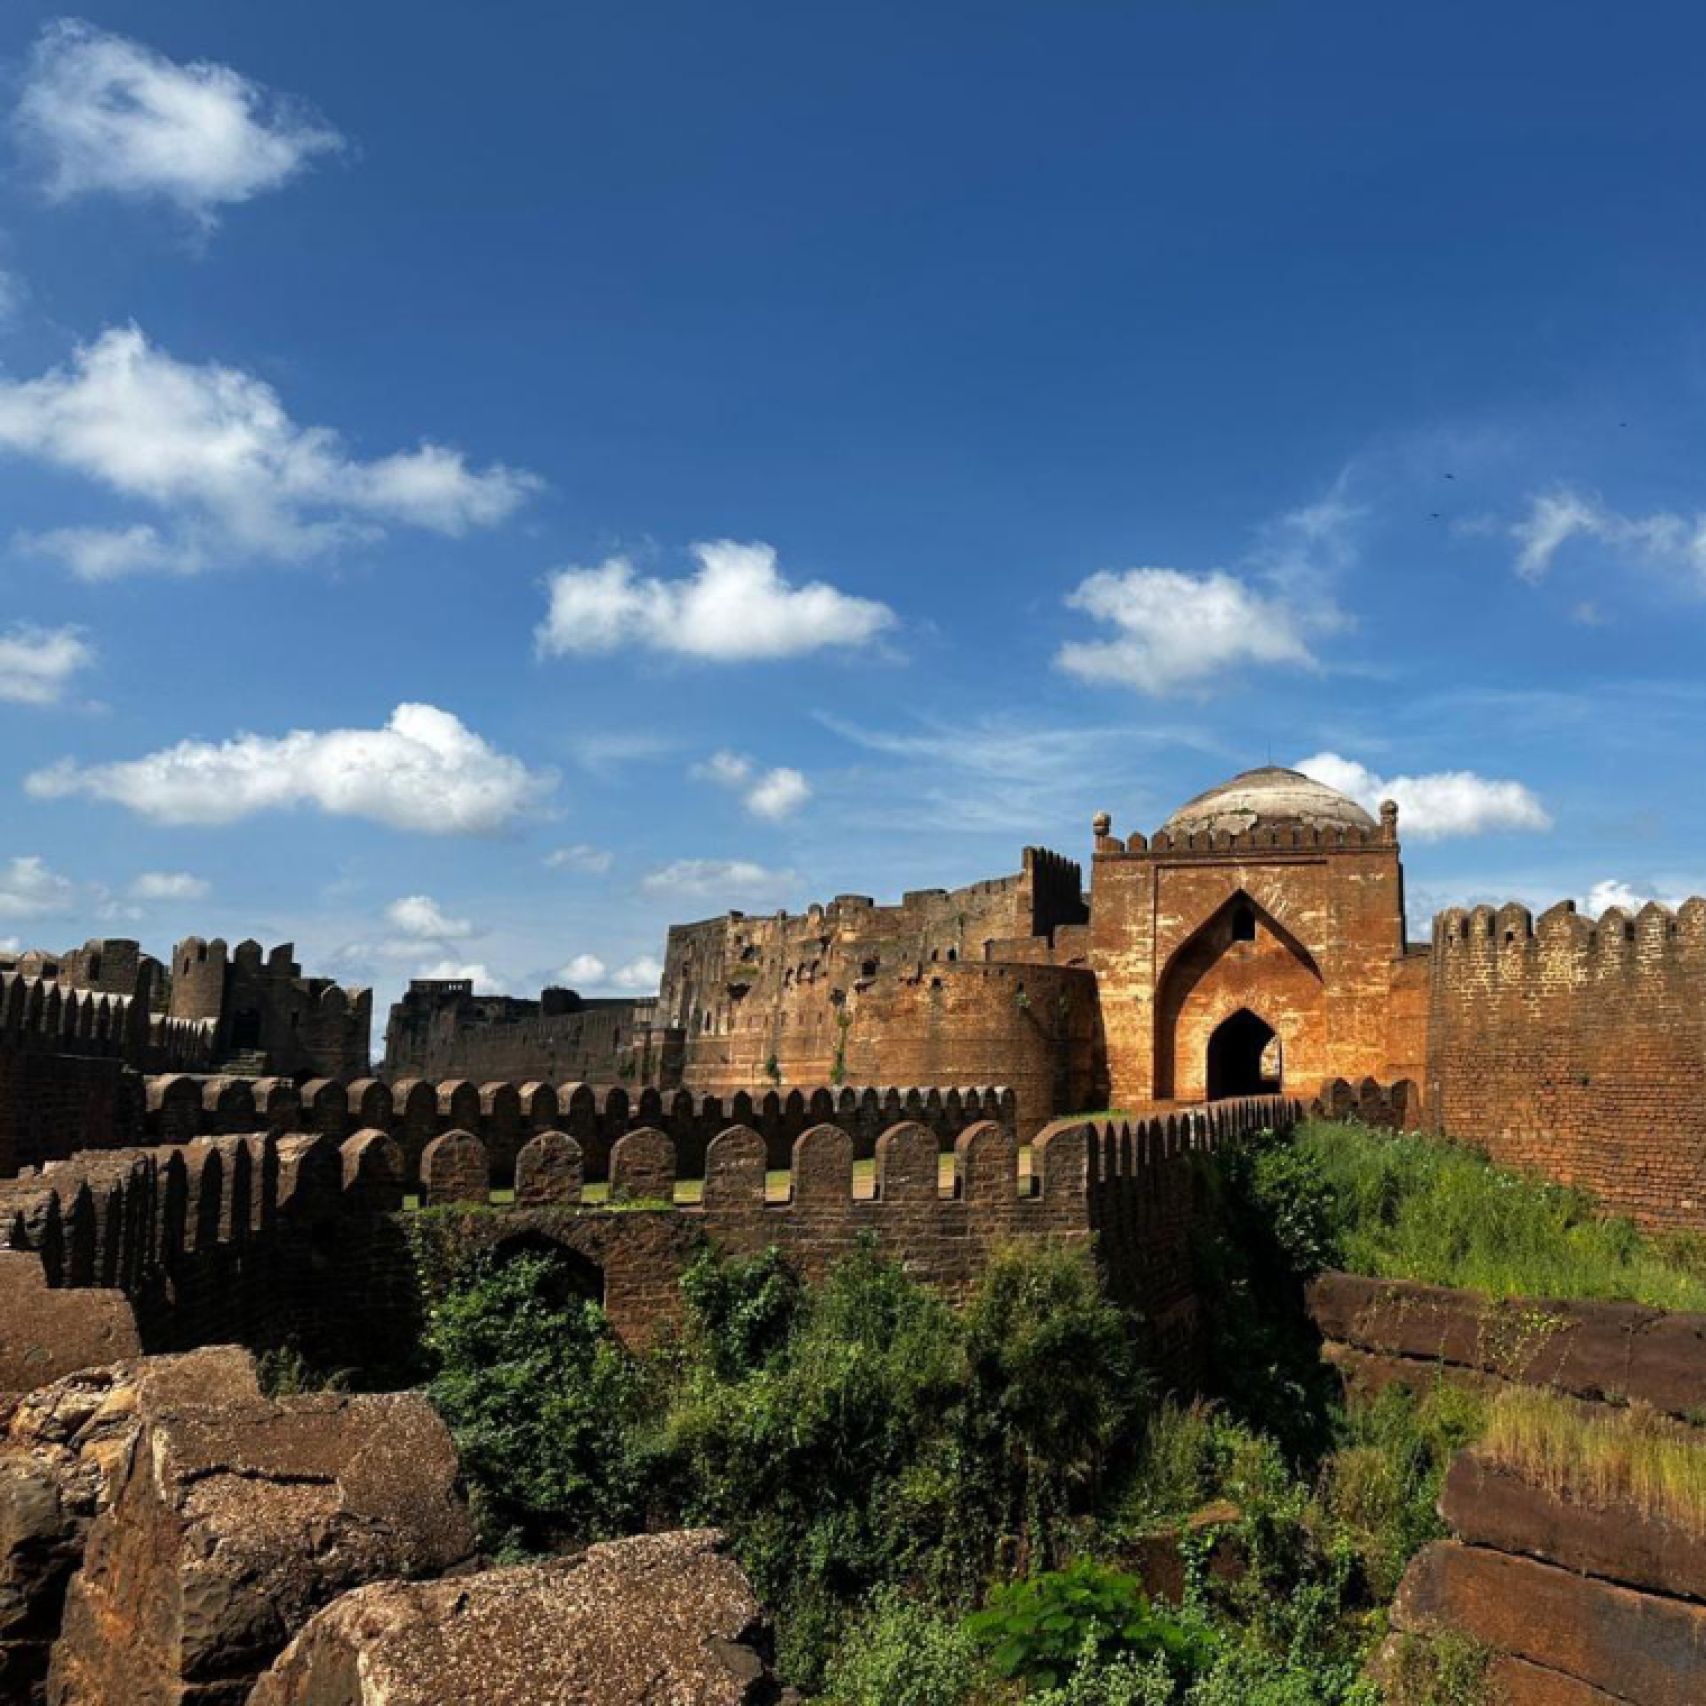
<box><xmin>1479</xmin><ymin>1385</ymin><xmax>1706</xmax><ymax>1533</ymax></box>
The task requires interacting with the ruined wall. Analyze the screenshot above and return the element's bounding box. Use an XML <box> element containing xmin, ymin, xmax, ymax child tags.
<box><xmin>1428</xmin><ymin>898</ymin><xmax>1706</xmax><ymax>1229</ymax></box>
<box><xmin>381</xmin><ymin>981</ymin><xmax>671</xmax><ymax>1083</ymax></box>
<box><xmin>1088</xmin><ymin>818</ymin><xmax>1410</xmax><ymax>1108</ymax></box>
<box><xmin>658</xmin><ymin>850</ymin><xmax>1092</xmax><ymax>1136</ymax></box>
<box><xmin>169</xmin><ymin>937</ymin><xmax>371</xmax><ymax>1078</ymax></box>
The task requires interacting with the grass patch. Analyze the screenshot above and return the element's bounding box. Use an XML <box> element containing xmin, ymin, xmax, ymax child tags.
<box><xmin>1480</xmin><ymin>1386</ymin><xmax>1706</xmax><ymax>1532</ymax></box>
<box><xmin>1295</xmin><ymin>1119</ymin><xmax>1706</xmax><ymax>1312</ymax></box>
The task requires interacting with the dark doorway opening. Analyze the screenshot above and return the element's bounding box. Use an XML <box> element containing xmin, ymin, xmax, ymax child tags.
<box><xmin>230</xmin><ymin>1008</ymin><xmax>262</xmax><ymax>1050</ymax></box>
<box><xmin>1206</xmin><ymin>1009</ymin><xmax>1280</xmax><ymax>1099</ymax></box>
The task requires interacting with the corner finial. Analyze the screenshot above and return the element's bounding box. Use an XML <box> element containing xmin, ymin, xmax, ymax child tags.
<box><xmin>1092</xmin><ymin>810</ymin><xmax>1111</xmax><ymax>839</ymax></box>
<box><xmin>1379</xmin><ymin>798</ymin><xmax>1399</xmax><ymax>842</ymax></box>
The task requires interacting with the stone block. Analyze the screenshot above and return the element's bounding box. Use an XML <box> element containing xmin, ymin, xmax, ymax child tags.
<box><xmin>249</xmin><ymin>1530</ymin><xmax>775</xmax><ymax>1706</ymax></box>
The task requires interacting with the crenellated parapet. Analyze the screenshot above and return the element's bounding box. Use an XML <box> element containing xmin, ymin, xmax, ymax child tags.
<box><xmin>1095</xmin><ymin>819</ymin><xmax>1393</xmax><ymax>861</ymax></box>
<box><xmin>1428</xmin><ymin>894</ymin><xmax>1706</xmax><ymax>1229</ymax></box>
<box><xmin>140</xmin><ymin>1075</ymin><xmax>1019</xmax><ymax>1188</ymax></box>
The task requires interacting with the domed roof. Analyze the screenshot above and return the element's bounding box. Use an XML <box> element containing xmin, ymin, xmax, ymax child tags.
<box><xmin>1160</xmin><ymin>766</ymin><xmax>1378</xmax><ymax>839</ymax></box>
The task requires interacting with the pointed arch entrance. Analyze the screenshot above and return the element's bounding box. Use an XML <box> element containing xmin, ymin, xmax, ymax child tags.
<box><xmin>1206</xmin><ymin>1008</ymin><xmax>1280</xmax><ymax>1098</ymax></box>
<box><xmin>1153</xmin><ymin>889</ymin><xmax>1324</xmax><ymax>1100</ymax></box>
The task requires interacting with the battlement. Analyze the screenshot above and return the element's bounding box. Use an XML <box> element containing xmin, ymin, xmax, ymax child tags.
<box><xmin>1094</xmin><ymin>819</ymin><xmax>1394</xmax><ymax>861</ymax></box>
<box><xmin>0</xmin><ymin>970</ymin><xmax>217</xmax><ymax>1068</ymax></box>
<box><xmin>169</xmin><ymin>934</ymin><xmax>371</xmax><ymax>1079</ymax></box>
<box><xmin>139</xmin><ymin>1072</ymin><xmax>1019</xmax><ymax>1187</ymax></box>
<box><xmin>1432</xmin><ymin>896</ymin><xmax>1706</xmax><ymax>967</ymax></box>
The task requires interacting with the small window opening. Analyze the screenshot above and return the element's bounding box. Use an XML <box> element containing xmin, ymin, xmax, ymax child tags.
<box><xmin>1231</xmin><ymin>903</ymin><xmax>1257</xmax><ymax>943</ymax></box>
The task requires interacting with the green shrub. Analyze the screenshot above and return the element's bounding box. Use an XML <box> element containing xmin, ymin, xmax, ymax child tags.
<box><xmin>967</xmin><ymin>1559</ymin><xmax>1216</xmax><ymax>1690</ymax></box>
<box><xmin>820</xmin><ymin>1589</ymin><xmax>990</xmax><ymax>1706</ymax></box>
<box><xmin>424</xmin><ymin>1248</ymin><xmax>645</xmax><ymax>1553</ymax></box>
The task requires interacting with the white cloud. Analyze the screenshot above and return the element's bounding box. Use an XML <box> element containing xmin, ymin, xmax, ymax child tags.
<box><xmin>545</xmin><ymin>843</ymin><xmax>613</xmax><ymax>874</ymax></box>
<box><xmin>1</xmin><ymin>326</ymin><xmax>540</xmax><ymax>577</ymax></box>
<box><xmin>0</xmin><ymin>855</ymin><xmax>75</xmax><ymax>918</ymax></box>
<box><xmin>15</xmin><ymin>20</ymin><xmax>343</xmax><ymax>223</ymax></box>
<box><xmin>536</xmin><ymin>540</ymin><xmax>896</xmax><ymax>662</ymax></box>
<box><xmin>1510</xmin><ymin>488</ymin><xmax>1706</xmax><ymax>586</ymax></box>
<box><xmin>640</xmin><ymin>858</ymin><xmax>798</xmax><ymax>903</ymax></box>
<box><xmin>129</xmin><ymin>870</ymin><xmax>208</xmax><ymax>902</ymax></box>
<box><xmin>1056</xmin><ymin>568</ymin><xmax>1319</xmax><ymax>694</ymax></box>
<box><xmin>0</xmin><ymin>623</ymin><xmax>93</xmax><ymax>704</ymax></box>
<box><xmin>416</xmin><ymin>959</ymin><xmax>505</xmax><ymax>992</ymax></box>
<box><xmin>0</xmin><ymin>936</ymin><xmax>18</xmax><ymax>955</ymax></box>
<box><xmin>692</xmin><ymin>749</ymin><xmax>813</xmax><ymax>820</ymax></box>
<box><xmin>1295</xmin><ymin>752</ymin><xmax>1553</xmax><ymax>840</ymax></box>
<box><xmin>1582</xmin><ymin>879</ymin><xmax>1689</xmax><ymax>916</ymax></box>
<box><xmin>384</xmin><ymin>894</ymin><xmax>474</xmax><ymax>941</ymax></box>
<box><xmin>27</xmin><ymin>701</ymin><xmax>556</xmax><ymax>834</ymax></box>
<box><xmin>610</xmin><ymin>954</ymin><xmax>664</xmax><ymax>992</ymax></box>
<box><xmin>558</xmin><ymin>952</ymin><xmax>606</xmax><ymax>984</ymax></box>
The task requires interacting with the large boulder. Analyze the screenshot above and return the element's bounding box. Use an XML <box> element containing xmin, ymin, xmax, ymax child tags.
<box><xmin>0</xmin><ymin>1348</ymin><xmax>259</xmax><ymax>1703</ymax></box>
<box><xmin>47</xmin><ymin>1386</ymin><xmax>476</xmax><ymax>1706</ymax></box>
<box><xmin>250</xmin><ymin>1529</ymin><xmax>779</xmax><ymax>1706</ymax></box>
<box><xmin>0</xmin><ymin>1255</ymin><xmax>140</xmax><ymax>1410</ymax></box>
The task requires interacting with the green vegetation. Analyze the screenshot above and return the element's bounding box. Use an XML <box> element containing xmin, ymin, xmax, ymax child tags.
<box><xmin>1480</xmin><ymin>1385</ymin><xmax>1706</xmax><ymax>1532</ymax></box>
<box><xmin>1294</xmin><ymin>1119</ymin><xmax>1706</xmax><ymax>1310</ymax></box>
<box><xmin>423</xmin><ymin>1114</ymin><xmax>1701</xmax><ymax>1701</ymax></box>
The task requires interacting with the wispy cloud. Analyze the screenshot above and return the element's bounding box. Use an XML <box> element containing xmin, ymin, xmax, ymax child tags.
<box><xmin>15</xmin><ymin>20</ymin><xmax>343</xmax><ymax>226</ymax></box>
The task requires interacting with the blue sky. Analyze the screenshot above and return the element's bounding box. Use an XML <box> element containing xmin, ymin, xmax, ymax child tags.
<box><xmin>2</xmin><ymin>1</ymin><xmax>1705</xmax><ymax>1011</ymax></box>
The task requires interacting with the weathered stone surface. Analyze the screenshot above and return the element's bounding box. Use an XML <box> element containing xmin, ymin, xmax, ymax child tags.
<box><xmin>1443</xmin><ymin>1451</ymin><xmax>1706</xmax><ymax>1604</ymax></box>
<box><xmin>47</xmin><ymin>1386</ymin><xmax>476</xmax><ymax>1706</ymax></box>
<box><xmin>0</xmin><ymin>1348</ymin><xmax>260</xmax><ymax>1702</ymax></box>
<box><xmin>250</xmin><ymin>1529</ymin><xmax>778</xmax><ymax>1706</ymax></box>
<box><xmin>514</xmin><ymin>1129</ymin><xmax>582</xmax><ymax>1206</ymax></box>
<box><xmin>1393</xmin><ymin>1540</ymin><xmax>1706</xmax><ymax>1705</ymax></box>
<box><xmin>1308</xmin><ymin>1272</ymin><xmax>1706</xmax><ymax>1418</ymax></box>
<box><xmin>0</xmin><ymin>1254</ymin><xmax>140</xmax><ymax>1402</ymax></box>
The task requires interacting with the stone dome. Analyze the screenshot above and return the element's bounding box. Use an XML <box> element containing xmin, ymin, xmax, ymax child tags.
<box><xmin>1160</xmin><ymin>766</ymin><xmax>1378</xmax><ymax>839</ymax></box>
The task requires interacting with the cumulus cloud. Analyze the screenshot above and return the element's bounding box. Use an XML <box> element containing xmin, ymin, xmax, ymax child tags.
<box><xmin>1510</xmin><ymin>488</ymin><xmax>1706</xmax><ymax>586</ymax></box>
<box><xmin>536</xmin><ymin>541</ymin><xmax>895</xmax><ymax>662</ymax></box>
<box><xmin>415</xmin><ymin>959</ymin><xmax>505</xmax><ymax>992</ymax></box>
<box><xmin>15</xmin><ymin>20</ymin><xmax>343</xmax><ymax>223</ymax></box>
<box><xmin>1056</xmin><ymin>568</ymin><xmax>1319</xmax><ymax>694</ymax></box>
<box><xmin>27</xmin><ymin>702</ymin><xmax>556</xmax><ymax>834</ymax></box>
<box><xmin>692</xmin><ymin>749</ymin><xmax>812</xmax><ymax>820</ymax></box>
<box><xmin>558</xmin><ymin>952</ymin><xmax>606</xmax><ymax>985</ymax></box>
<box><xmin>384</xmin><ymin>894</ymin><xmax>474</xmax><ymax>941</ymax></box>
<box><xmin>0</xmin><ymin>326</ymin><xmax>540</xmax><ymax>577</ymax></box>
<box><xmin>0</xmin><ymin>623</ymin><xmax>94</xmax><ymax>704</ymax></box>
<box><xmin>610</xmin><ymin>954</ymin><xmax>664</xmax><ymax>992</ymax></box>
<box><xmin>640</xmin><ymin>859</ymin><xmax>798</xmax><ymax>903</ymax></box>
<box><xmin>0</xmin><ymin>855</ymin><xmax>75</xmax><ymax>918</ymax></box>
<box><xmin>545</xmin><ymin>843</ymin><xmax>613</xmax><ymax>874</ymax></box>
<box><xmin>1295</xmin><ymin>752</ymin><xmax>1553</xmax><ymax>840</ymax></box>
<box><xmin>129</xmin><ymin>870</ymin><xmax>208</xmax><ymax>902</ymax></box>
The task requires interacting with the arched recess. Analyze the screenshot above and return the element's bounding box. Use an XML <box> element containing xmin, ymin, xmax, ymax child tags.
<box><xmin>1206</xmin><ymin>1009</ymin><xmax>1280</xmax><ymax>1098</ymax></box>
<box><xmin>1153</xmin><ymin>889</ymin><xmax>1324</xmax><ymax>1100</ymax></box>
<box><xmin>489</xmin><ymin>1228</ymin><xmax>606</xmax><ymax>1307</ymax></box>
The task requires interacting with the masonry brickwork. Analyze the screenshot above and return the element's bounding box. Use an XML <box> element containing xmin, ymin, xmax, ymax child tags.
<box><xmin>383</xmin><ymin>980</ymin><xmax>673</xmax><ymax>1084</ymax></box>
<box><xmin>1427</xmin><ymin>898</ymin><xmax>1706</xmax><ymax>1230</ymax></box>
<box><xmin>169</xmin><ymin>936</ymin><xmax>371</xmax><ymax>1079</ymax></box>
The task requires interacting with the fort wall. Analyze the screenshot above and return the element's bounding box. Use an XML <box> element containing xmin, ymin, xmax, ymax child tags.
<box><xmin>0</xmin><ymin>1094</ymin><xmax>1297</xmax><ymax>1375</ymax></box>
<box><xmin>0</xmin><ymin>972</ymin><xmax>216</xmax><ymax>1174</ymax></box>
<box><xmin>136</xmin><ymin>1073</ymin><xmax>1020</xmax><ymax>1188</ymax></box>
<box><xmin>382</xmin><ymin>981</ymin><xmax>671</xmax><ymax>1083</ymax></box>
<box><xmin>1427</xmin><ymin>898</ymin><xmax>1706</xmax><ymax>1229</ymax></box>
